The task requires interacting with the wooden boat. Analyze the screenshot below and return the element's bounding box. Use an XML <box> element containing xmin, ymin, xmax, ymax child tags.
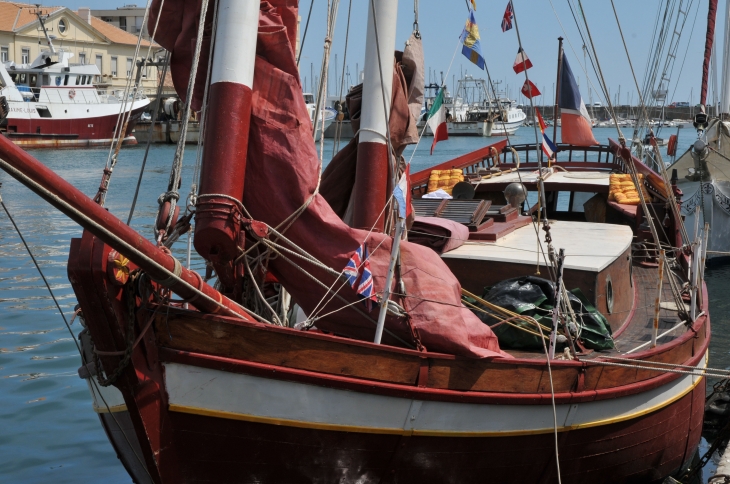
<box><xmin>0</xmin><ymin>1</ymin><xmax>711</xmax><ymax>483</ymax></box>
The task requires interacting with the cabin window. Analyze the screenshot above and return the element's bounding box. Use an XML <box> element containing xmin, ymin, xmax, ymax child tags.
<box><xmin>79</xmin><ymin>53</ymin><xmax>86</xmax><ymax>65</ymax></box>
<box><xmin>606</xmin><ymin>275</ymin><xmax>614</xmax><ymax>314</ymax></box>
<box><xmin>21</xmin><ymin>48</ymin><xmax>29</xmax><ymax>64</ymax></box>
<box><xmin>36</xmin><ymin>106</ymin><xmax>52</xmax><ymax>118</ymax></box>
<box><xmin>74</xmin><ymin>75</ymin><xmax>79</xmax><ymax>86</ymax></box>
<box><xmin>58</xmin><ymin>19</ymin><xmax>67</xmax><ymax>34</ymax></box>
<box><xmin>570</xmin><ymin>192</ymin><xmax>597</xmax><ymax>213</ymax></box>
<box><xmin>63</xmin><ymin>74</ymin><xmax>69</xmax><ymax>86</ymax></box>
<box><xmin>29</xmin><ymin>74</ymin><xmax>37</xmax><ymax>86</ymax></box>
<box><xmin>111</xmin><ymin>57</ymin><xmax>117</xmax><ymax>77</ymax></box>
<box><xmin>18</xmin><ymin>73</ymin><xmax>26</xmax><ymax>84</ymax></box>
<box><xmin>80</xmin><ymin>76</ymin><xmax>86</xmax><ymax>85</ymax></box>
<box><xmin>1</xmin><ymin>47</ymin><xmax>8</xmax><ymax>63</ymax></box>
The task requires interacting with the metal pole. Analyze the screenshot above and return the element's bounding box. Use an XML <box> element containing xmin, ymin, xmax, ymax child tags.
<box><xmin>548</xmin><ymin>248</ymin><xmax>565</xmax><ymax>359</ymax></box>
<box><xmin>651</xmin><ymin>249</ymin><xmax>665</xmax><ymax>348</ymax></box>
<box><xmin>374</xmin><ymin>217</ymin><xmax>405</xmax><ymax>344</ymax></box>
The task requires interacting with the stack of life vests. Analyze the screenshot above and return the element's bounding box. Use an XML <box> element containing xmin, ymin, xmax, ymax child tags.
<box><xmin>608</xmin><ymin>173</ymin><xmax>652</xmax><ymax>205</ymax></box>
<box><xmin>427</xmin><ymin>169</ymin><xmax>464</xmax><ymax>195</ymax></box>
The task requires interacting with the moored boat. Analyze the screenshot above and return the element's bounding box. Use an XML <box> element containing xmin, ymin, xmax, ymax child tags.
<box><xmin>0</xmin><ymin>1</ymin><xmax>714</xmax><ymax>483</ymax></box>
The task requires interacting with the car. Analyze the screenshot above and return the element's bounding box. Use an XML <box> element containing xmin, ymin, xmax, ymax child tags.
<box><xmin>592</xmin><ymin>102</ymin><xmax>602</xmax><ymax>107</ymax></box>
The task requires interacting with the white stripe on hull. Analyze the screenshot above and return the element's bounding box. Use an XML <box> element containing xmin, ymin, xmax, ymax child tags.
<box><xmin>163</xmin><ymin>353</ymin><xmax>705</xmax><ymax>436</ymax></box>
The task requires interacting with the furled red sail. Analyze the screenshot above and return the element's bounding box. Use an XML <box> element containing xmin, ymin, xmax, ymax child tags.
<box><xmin>150</xmin><ymin>0</ymin><xmax>506</xmax><ymax>358</ymax></box>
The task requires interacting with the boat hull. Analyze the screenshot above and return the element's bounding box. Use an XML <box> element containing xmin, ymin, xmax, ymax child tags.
<box><xmin>97</xmin><ymin>358</ymin><xmax>704</xmax><ymax>484</ymax></box>
<box><xmin>2</xmin><ymin>101</ymin><xmax>148</xmax><ymax>148</ymax></box>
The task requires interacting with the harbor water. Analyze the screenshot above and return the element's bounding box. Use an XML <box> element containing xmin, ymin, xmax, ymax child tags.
<box><xmin>0</xmin><ymin>126</ymin><xmax>726</xmax><ymax>482</ymax></box>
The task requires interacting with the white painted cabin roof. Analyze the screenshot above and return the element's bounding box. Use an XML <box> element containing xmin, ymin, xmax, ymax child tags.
<box><xmin>475</xmin><ymin>170</ymin><xmax>611</xmax><ymax>187</ymax></box>
<box><xmin>441</xmin><ymin>221</ymin><xmax>633</xmax><ymax>272</ymax></box>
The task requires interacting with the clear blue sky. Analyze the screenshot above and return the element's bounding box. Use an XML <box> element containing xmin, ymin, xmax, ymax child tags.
<box><xmin>59</xmin><ymin>0</ymin><xmax>719</xmax><ymax>106</ymax></box>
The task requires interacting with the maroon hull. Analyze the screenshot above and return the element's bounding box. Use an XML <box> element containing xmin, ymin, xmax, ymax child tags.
<box><xmin>97</xmin><ymin>374</ymin><xmax>703</xmax><ymax>484</ymax></box>
<box><xmin>3</xmin><ymin>106</ymin><xmax>147</xmax><ymax>148</ymax></box>
<box><xmin>106</xmin><ymin>381</ymin><xmax>698</xmax><ymax>484</ymax></box>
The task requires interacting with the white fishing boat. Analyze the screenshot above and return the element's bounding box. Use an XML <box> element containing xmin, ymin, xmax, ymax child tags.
<box><xmin>0</xmin><ymin>11</ymin><xmax>149</xmax><ymax>148</ymax></box>
<box><xmin>304</xmin><ymin>92</ymin><xmax>336</xmax><ymax>141</ymax></box>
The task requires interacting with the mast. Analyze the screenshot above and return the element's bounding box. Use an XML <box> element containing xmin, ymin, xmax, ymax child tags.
<box><xmin>351</xmin><ymin>0</ymin><xmax>399</xmax><ymax>232</ymax></box>
<box><xmin>720</xmin><ymin>0</ymin><xmax>730</xmax><ymax>115</ymax></box>
<box><xmin>553</xmin><ymin>37</ymin><xmax>563</xmax><ymax>145</ymax></box>
<box><xmin>194</xmin><ymin>0</ymin><xmax>260</xmax><ymax>284</ymax></box>
<box><xmin>701</xmin><ymin>0</ymin><xmax>719</xmax><ymax>112</ymax></box>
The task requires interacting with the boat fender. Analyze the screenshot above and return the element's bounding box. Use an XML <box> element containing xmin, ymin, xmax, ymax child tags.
<box><xmin>667</xmin><ymin>134</ymin><xmax>678</xmax><ymax>156</ymax></box>
<box><xmin>68</xmin><ymin>89</ymin><xmax>76</xmax><ymax>100</ymax></box>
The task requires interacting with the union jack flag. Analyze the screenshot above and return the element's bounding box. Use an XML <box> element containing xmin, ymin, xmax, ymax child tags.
<box><xmin>343</xmin><ymin>245</ymin><xmax>363</xmax><ymax>287</ymax></box>
<box><xmin>501</xmin><ymin>1</ymin><xmax>513</xmax><ymax>32</ymax></box>
<box><xmin>357</xmin><ymin>247</ymin><xmax>377</xmax><ymax>311</ymax></box>
<box><xmin>343</xmin><ymin>244</ymin><xmax>378</xmax><ymax>311</ymax></box>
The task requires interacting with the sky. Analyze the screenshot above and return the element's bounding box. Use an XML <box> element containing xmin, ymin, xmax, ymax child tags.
<box><xmin>54</xmin><ymin>0</ymin><xmax>720</xmax><ymax>106</ymax></box>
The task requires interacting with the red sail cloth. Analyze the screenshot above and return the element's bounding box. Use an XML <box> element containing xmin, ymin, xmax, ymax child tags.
<box><xmin>701</xmin><ymin>0</ymin><xmax>718</xmax><ymax>107</ymax></box>
<box><xmin>151</xmin><ymin>1</ymin><xmax>506</xmax><ymax>358</ymax></box>
<box><xmin>149</xmin><ymin>0</ymin><xmax>299</xmax><ymax>112</ymax></box>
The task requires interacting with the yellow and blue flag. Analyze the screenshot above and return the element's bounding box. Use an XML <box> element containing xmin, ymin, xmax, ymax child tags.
<box><xmin>459</xmin><ymin>8</ymin><xmax>485</xmax><ymax>70</ymax></box>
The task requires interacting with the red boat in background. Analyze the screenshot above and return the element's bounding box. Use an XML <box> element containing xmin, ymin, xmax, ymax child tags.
<box><xmin>0</xmin><ymin>1</ymin><xmax>716</xmax><ymax>483</ymax></box>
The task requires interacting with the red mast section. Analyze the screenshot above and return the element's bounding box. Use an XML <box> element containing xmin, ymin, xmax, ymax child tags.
<box><xmin>700</xmin><ymin>0</ymin><xmax>718</xmax><ymax>108</ymax></box>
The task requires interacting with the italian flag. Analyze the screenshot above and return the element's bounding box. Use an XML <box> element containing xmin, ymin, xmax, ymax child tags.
<box><xmin>427</xmin><ymin>88</ymin><xmax>448</xmax><ymax>154</ymax></box>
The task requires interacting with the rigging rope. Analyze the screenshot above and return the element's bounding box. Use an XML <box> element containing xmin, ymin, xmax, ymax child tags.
<box><xmin>95</xmin><ymin>0</ymin><xmax>159</xmax><ymax>207</ymax></box>
<box><xmin>156</xmin><ymin>0</ymin><xmax>210</xmax><ymax>242</ymax></box>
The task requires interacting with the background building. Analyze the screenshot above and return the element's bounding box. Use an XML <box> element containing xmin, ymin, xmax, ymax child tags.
<box><xmin>0</xmin><ymin>2</ymin><xmax>170</xmax><ymax>95</ymax></box>
<box><xmin>90</xmin><ymin>5</ymin><xmax>150</xmax><ymax>41</ymax></box>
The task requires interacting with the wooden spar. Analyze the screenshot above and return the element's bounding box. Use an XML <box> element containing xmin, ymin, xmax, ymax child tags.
<box><xmin>553</xmin><ymin>37</ymin><xmax>563</xmax><ymax>144</ymax></box>
<box><xmin>548</xmin><ymin>248</ymin><xmax>565</xmax><ymax>359</ymax></box>
<box><xmin>0</xmin><ymin>134</ymin><xmax>252</xmax><ymax>321</ymax></box>
<box><xmin>651</xmin><ymin>250</ymin><xmax>665</xmax><ymax>348</ymax></box>
<box><xmin>374</xmin><ymin>217</ymin><xmax>405</xmax><ymax>344</ymax></box>
<box><xmin>699</xmin><ymin>222</ymin><xmax>710</xmax><ymax>307</ymax></box>
<box><xmin>194</xmin><ymin>0</ymin><xmax>260</xmax><ymax>276</ymax></box>
<box><xmin>351</xmin><ymin>0</ymin><xmax>398</xmax><ymax>232</ymax></box>
<box><xmin>690</xmin><ymin>226</ymin><xmax>702</xmax><ymax>321</ymax></box>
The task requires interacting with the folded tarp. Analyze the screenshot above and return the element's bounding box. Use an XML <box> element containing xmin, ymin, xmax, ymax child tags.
<box><xmin>408</xmin><ymin>216</ymin><xmax>469</xmax><ymax>254</ymax></box>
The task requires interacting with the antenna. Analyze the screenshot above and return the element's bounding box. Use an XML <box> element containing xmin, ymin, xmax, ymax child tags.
<box><xmin>32</xmin><ymin>5</ymin><xmax>56</xmax><ymax>54</ymax></box>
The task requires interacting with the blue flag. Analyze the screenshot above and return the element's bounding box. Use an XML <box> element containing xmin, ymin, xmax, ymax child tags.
<box><xmin>459</xmin><ymin>9</ymin><xmax>486</xmax><ymax>70</ymax></box>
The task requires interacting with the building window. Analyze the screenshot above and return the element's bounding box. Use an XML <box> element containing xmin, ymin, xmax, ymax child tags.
<box><xmin>111</xmin><ymin>56</ymin><xmax>117</xmax><ymax>77</ymax></box>
<box><xmin>1</xmin><ymin>47</ymin><xmax>8</xmax><ymax>63</ymax></box>
<box><xmin>126</xmin><ymin>58</ymin><xmax>132</xmax><ymax>77</ymax></box>
<box><xmin>78</xmin><ymin>53</ymin><xmax>86</xmax><ymax>65</ymax></box>
<box><xmin>58</xmin><ymin>18</ymin><xmax>67</xmax><ymax>34</ymax></box>
<box><xmin>95</xmin><ymin>54</ymin><xmax>102</xmax><ymax>73</ymax></box>
<box><xmin>21</xmin><ymin>48</ymin><xmax>29</xmax><ymax>64</ymax></box>
<box><xmin>119</xmin><ymin>17</ymin><xmax>127</xmax><ymax>32</ymax></box>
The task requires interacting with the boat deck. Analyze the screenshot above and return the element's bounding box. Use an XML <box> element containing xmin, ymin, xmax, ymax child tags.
<box><xmin>504</xmin><ymin>263</ymin><xmax>688</xmax><ymax>360</ymax></box>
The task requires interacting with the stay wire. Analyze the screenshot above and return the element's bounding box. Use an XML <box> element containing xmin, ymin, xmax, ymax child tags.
<box><xmin>0</xmin><ymin>190</ymin><xmax>153</xmax><ymax>479</ymax></box>
<box><xmin>297</xmin><ymin>0</ymin><xmax>316</xmax><ymax>67</ymax></box>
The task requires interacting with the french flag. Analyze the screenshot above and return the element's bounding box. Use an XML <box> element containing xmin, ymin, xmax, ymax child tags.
<box><xmin>535</xmin><ymin>107</ymin><xmax>557</xmax><ymax>160</ymax></box>
<box><xmin>559</xmin><ymin>53</ymin><xmax>598</xmax><ymax>146</ymax></box>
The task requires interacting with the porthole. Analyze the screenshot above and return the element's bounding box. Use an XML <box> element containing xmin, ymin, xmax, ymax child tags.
<box><xmin>606</xmin><ymin>274</ymin><xmax>614</xmax><ymax>314</ymax></box>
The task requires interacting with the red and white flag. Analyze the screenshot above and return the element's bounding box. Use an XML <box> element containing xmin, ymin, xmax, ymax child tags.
<box><xmin>520</xmin><ymin>80</ymin><xmax>541</xmax><ymax>99</ymax></box>
<box><xmin>427</xmin><ymin>87</ymin><xmax>448</xmax><ymax>154</ymax></box>
<box><xmin>513</xmin><ymin>48</ymin><xmax>532</xmax><ymax>74</ymax></box>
